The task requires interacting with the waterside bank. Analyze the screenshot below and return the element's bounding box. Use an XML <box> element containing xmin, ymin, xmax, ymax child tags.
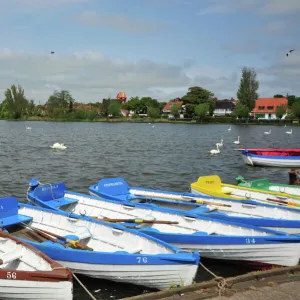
<box><xmin>1</xmin><ymin>116</ymin><xmax>299</xmax><ymax>126</ymax></box>
<box><xmin>122</xmin><ymin>265</ymin><xmax>300</xmax><ymax>300</ymax></box>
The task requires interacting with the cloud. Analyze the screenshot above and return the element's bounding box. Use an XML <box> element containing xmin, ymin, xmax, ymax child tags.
<box><xmin>258</xmin><ymin>50</ymin><xmax>300</xmax><ymax>94</ymax></box>
<box><xmin>0</xmin><ymin>49</ymin><xmax>193</xmax><ymax>102</ymax></box>
<box><xmin>198</xmin><ymin>0</ymin><xmax>300</xmax><ymax>15</ymax></box>
<box><xmin>75</xmin><ymin>11</ymin><xmax>162</xmax><ymax>34</ymax></box>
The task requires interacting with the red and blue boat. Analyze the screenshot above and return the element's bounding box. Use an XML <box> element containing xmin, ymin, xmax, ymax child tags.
<box><xmin>239</xmin><ymin>148</ymin><xmax>300</xmax><ymax>167</ymax></box>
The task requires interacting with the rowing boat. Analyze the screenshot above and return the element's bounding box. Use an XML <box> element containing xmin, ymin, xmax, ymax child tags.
<box><xmin>190</xmin><ymin>175</ymin><xmax>300</xmax><ymax>208</ymax></box>
<box><xmin>238</xmin><ymin>148</ymin><xmax>300</xmax><ymax>167</ymax></box>
<box><xmin>0</xmin><ymin>230</ymin><xmax>72</xmax><ymax>299</ymax></box>
<box><xmin>236</xmin><ymin>175</ymin><xmax>300</xmax><ymax>197</ymax></box>
<box><xmin>26</xmin><ymin>178</ymin><xmax>300</xmax><ymax>267</ymax></box>
<box><xmin>0</xmin><ymin>196</ymin><xmax>200</xmax><ymax>290</ymax></box>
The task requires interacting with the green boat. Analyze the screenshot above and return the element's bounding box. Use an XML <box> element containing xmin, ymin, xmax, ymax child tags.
<box><xmin>235</xmin><ymin>175</ymin><xmax>300</xmax><ymax>197</ymax></box>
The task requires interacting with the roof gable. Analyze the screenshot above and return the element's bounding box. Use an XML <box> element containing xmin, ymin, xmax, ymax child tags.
<box><xmin>252</xmin><ymin>98</ymin><xmax>287</xmax><ymax>113</ymax></box>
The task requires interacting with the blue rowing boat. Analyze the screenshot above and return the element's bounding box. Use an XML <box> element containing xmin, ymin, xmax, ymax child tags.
<box><xmin>27</xmin><ymin>178</ymin><xmax>300</xmax><ymax>267</ymax></box>
<box><xmin>0</xmin><ymin>196</ymin><xmax>200</xmax><ymax>290</ymax></box>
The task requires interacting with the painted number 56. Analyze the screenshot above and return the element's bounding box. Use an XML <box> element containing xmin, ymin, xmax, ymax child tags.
<box><xmin>6</xmin><ymin>272</ymin><xmax>17</xmax><ymax>279</ymax></box>
<box><xmin>136</xmin><ymin>257</ymin><xmax>148</xmax><ymax>264</ymax></box>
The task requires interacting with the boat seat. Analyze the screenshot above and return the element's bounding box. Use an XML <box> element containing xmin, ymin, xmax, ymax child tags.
<box><xmin>1</xmin><ymin>248</ymin><xmax>23</xmax><ymax>264</ymax></box>
<box><xmin>44</xmin><ymin>197</ymin><xmax>78</xmax><ymax>208</ymax></box>
<box><xmin>221</xmin><ymin>187</ymin><xmax>233</xmax><ymax>194</ymax></box>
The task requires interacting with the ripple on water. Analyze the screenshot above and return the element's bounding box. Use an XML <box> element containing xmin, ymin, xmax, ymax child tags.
<box><xmin>0</xmin><ymin>121</ymin><xmax>298</xmax><ymax>299</ymax></box>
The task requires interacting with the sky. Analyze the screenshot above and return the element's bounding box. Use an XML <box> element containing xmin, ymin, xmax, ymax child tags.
<box><xmin>0</xmin><ymin>0</ymin><xmax>299</xmax><ymax>104</ymax></box>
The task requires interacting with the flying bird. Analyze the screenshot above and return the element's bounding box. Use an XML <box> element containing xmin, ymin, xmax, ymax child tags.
<box><xmin>286</xmin><ymin>49</ymin><xmax>295</xmax><ymax>57</ymax></box>
<box><xmin>50</xmin><ymin>51</ymin><xmax>55</xmax><ymax>54</ymax></box>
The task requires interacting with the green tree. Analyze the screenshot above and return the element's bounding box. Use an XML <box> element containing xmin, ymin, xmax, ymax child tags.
<box><xmin>181</xmin><ymin>87</ymin><xmax>214</xmax><ymax>105</ymax></box>
<box><xmin>102</xmin><ymin>98</ymin><xmax>111</xmax><ymax>119</ymax></box>
<box><xmin>195</xmin><ymin>103</ymin><xmax>209</xmax><ymax>120</ymax></box>
<box><xmin>184</xmin><ymin>104</ymin><xmax>195</xmax><ymax>118</ymax></box>
<box><xmin>3</xmin><ymin>84</ymin><xmax>28</xmax><ymax>119</ymax></box>
<box><xmin>234</xmin><ymin>103</ymin><xmax>249</xmax><ymax>118</ymax></box>
<box><xmin>108</xmin><ymin>102</ymin><xmax>121</xmax><ymax>117</ymax></box>
<box><xmin>170</xmin><ymin>104</ymin><xmax>181</xmax><ymax>118</ymax></box>
<box><xmin>75</xmin><ymin>109</ymin><xmax>86</xmax><ymax>119</ymax></box>
<box><xmin>291</xmin><ymin>101</ymin><xmax>300</xmax><ymax>119</ymax></box>
<box><xmin>124</xmin><ymin>97</ymin><xmax>140</xmax><ymax>113</ymax></box>
<box><xmin>47</xmin><ymin>90</ymin><xmax>73</xmax><ymax>115</ymax></box>
<box><xmin>287</xmin><ymin>95</ymin><xmax>299</xmax><ymax>108</ymax></box>
<box><xmin>274</xmin><ymin>94</ymin><xmax>284</xmax><ymax>98</ymax></box>
<box><xmin>276</xmin><ymin>105</ymin><xmax>286</xmax><ymax>119</ymax></box>
<box><xmin>237</xmin><ymin>67</ymin><xmax>259</xmax><ymax>110</ymax></box>
<box><xmin>86</xmin><ymin>110</ymin><xmax>97</xmax><ymax>121</ymax></box>
<box><xmin>147</xmin><ymin>107</ymin><xmax>160</xmax><ymax>118</ymax></box>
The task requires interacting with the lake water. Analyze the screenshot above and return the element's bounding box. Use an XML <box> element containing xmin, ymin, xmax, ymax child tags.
<box><xmin>0</xmin><ymin>121</ymin><xmax>298</xmax><ymax>299</ymax></box>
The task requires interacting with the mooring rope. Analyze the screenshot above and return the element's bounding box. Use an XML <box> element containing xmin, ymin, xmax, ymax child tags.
<box><xmin>73</xmin><ymin>272</ymin><xmax>97</xmax><ymax>300</ymax></box>
<box><xmin>199</xmin><ymin>262</ymin><xmax>230</xmax><ymax>296</ymax></box>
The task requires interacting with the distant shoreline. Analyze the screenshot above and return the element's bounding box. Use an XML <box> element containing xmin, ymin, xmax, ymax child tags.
<box><xmin>0</xmin><ymin>116</ymin><xmax>298</xmax><ymax>126</ymax></box>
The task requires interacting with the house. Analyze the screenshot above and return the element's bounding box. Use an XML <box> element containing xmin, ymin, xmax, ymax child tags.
<box><xmin>213</xmin><ymin>99</ymin><xmax>237</xmax><ymax>116</ymax></box>
<box><xmin>162</xmin><ymin>98</ymin><xmax>184</xmax><ymax>118</ymax></box>
<box><xmin>251</xmin><ymin>98</ymin><xmax>288</xmax><ymax>120</ymax></box>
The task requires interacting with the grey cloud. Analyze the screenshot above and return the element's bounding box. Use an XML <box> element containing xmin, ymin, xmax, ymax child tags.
<box><xmin>75</xmin><ymin>11</ymin><xmax>163</xmax><ymax>34</ymax></box>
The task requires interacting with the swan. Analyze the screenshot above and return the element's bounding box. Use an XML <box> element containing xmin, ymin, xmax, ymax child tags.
<box><xmin>216</xmin><ymin>139</ymin><xmax>223</xmax><ymax>147</ymax></box>
<box><xmin>228</xmin><ymin>127</ymin><xmax>231</xmax><ymax>131</ymax></box>
<box><xmin>24</xmin><ymin>124</ymin><xmax>31</xmax><ymax>130</ymax></box>
<box><xmin>264</xmin><ymin>130</ymin><xmax>271</xmax><ymax>135</ymax></box>
<box><xmin>51</xmin><ymin>143</ymin><xmax>67</xmax><ymax>150</ymax></box>
<box><xmin>210</xmin><ymin>144</ymin><xmax>220</xmax><ymax>154</ymax></box>
<box><xmin>234</xmin><ymin>136</ymin><xmax>240</xmax><ymax>144</ymax></box>
<box><xmin>286</xmin><ymin>129</ymin><xmax>292</xmax><ymax>134</ymax></box>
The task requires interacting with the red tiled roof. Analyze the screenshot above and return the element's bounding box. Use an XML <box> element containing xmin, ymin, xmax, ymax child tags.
<box><xmin>162</xmin><ymin>100</ymin><xmax>183</xmax><ymax>112</ymax></box>
<box><xmin>252</xmin><ymin>98</ymin><xmax>287</xmax><ymax>113</ymax></box>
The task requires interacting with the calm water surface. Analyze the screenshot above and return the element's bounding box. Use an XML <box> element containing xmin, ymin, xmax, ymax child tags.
<box><xmin>0</xmin><ymin>121</ymin><xmax>298</xmax><ymax>299</ymax></box>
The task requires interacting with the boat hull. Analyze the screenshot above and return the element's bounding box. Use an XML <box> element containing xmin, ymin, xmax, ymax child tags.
<box><xmin>242</xmin><ymin>153</ymin><xmax>300</xmax><ymax>167</ymax></box>
<box><xmin>0</xmin><ymin>279</ymin><xmax>72</xmax><ymax>299</ymax></box>
<box><xmin>139</xmin><ymin>231</ymin><xmax>300</xmax><ymax>267</ymax></box>
<box><xmin>56</xmin><ymin>260</ymin><xmax>197</xmax><ymax>290</ymax></box>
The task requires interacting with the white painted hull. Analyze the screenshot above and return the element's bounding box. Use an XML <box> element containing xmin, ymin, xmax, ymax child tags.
<box><xmin>173</xmin><ymin>243</ymin><xmax>300</xmax><ymax>267</ymax></box>
<box><xmin>17</xmin><ymin>204</ymin><xmax>199</xmax><ymax>290</ymax></box>
<box><xmin>57</xmin><ymin>261</ymin><xmax>197</xmax><ymax>290</ymax></box>
<box><xmin>0</xmin><ymin>280</ymin><xmax>72</xmax><ymax>299</ymax></box>
<box><xmin>190</xmin><ymin>187</ymin><xmax>300</xmax><ymax>207</ymax></box>
<box><xmin>67</xmin><ymin>192</ymin><xmax>300</xmax><ymax>267</ymax></box>
<box><xmin>268</xmin><ymin>185</ymin><xmax>300</xmax><ymax>197</ymax></box>
<box><xmin>129</xmin><ymin>188</ymin><xmax>300</xmax><ymax>221</ymax></box>
<box><xmin>242</xmin><ymin>153</ymin><xmax>300</xmax><ymax>167</ymax></box>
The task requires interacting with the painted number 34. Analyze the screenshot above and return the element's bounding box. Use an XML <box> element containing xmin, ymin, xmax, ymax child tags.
<box><xmin>6</xmin><ymin>272</ymin><xmax>17</xmax><ymax>279</ymax></box>
<box><xmin>245</xmin><ymin>238</ymin><xmax>256</xmax><ymax>244</ymax></box>
<box><xmin>136</xmin><ymin>257</ymin><xmax>148</xmax><ymax>264</ymax></box>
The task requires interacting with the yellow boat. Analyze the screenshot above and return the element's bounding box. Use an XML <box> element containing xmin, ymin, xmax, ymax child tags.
<box><xmin>190</xmin><ymin>175</ymin><xmax>300</xmax><ymax>208</ymax></box>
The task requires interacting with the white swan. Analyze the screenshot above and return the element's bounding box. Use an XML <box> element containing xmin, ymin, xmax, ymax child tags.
<box><xmin>228</xmin><ymin>127</ymin><xmax>231</xmax><ymax>131</ymax></box>
<box><xmin>216</xmin><ymin>139</ymin><xmax>223</xmax><ymax>147</ymax></box>
<box><xmin>24</xmin><ymin>124</ymin><xmax>31</xmax><ymax>130</ymax></box>
<box><xmin>210</xmin><ymin>144</ymin><xmax>220</xmax><ymax>154</ymax></box>
<box><xmin>264</xmin><ymin>130</ymin><xmax>271</xmax><ymax>134</ymax></box>
<box><xmin>234</xmin><ymin>136</ymin><xmax>240</xmax><ymax>144</ymax></box>
<box><xmin>51</xmin><ymin>143</ymin><xmax>67</xmax><ymax>150</ymax></box>
<box><xmin>286</xmin><ymin>129</ymin><xmax>292</xmax><ymax>134</ymax></box>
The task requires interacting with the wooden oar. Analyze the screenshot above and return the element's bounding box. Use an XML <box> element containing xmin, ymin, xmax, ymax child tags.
<box><xmin>35</xmin><ymin>228</ymin><xmax>94</xmax><ymax>251</ymax></box>
<box><xmin>130</xmin><ymin>190</ymin><xmax>232</xmax><ymax>207</ymax></box>
<box><xmin>21</xmin><ymin>223</ymin><xmax>93</xmax><ymax>251</ymax></box>
<box><xmin>20</xmin><ymin>223</ymin><xmax>67</xmax><ymax>248</ymax></box>
<box><xmin>92</xmin><ymin>217</ymin><xmax>178</xmax><ymax>225</ymax></box>
<box><xmin>266</xmin><ymin>198</ymin><xmax>300</xmax><ymax>207</ymax></box>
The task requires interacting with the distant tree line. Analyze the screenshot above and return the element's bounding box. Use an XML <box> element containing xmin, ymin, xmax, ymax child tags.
<box><xmin>1</xmin><ymin>69</ymin><xmax>300</xmax><ymax>121</ymax></box>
